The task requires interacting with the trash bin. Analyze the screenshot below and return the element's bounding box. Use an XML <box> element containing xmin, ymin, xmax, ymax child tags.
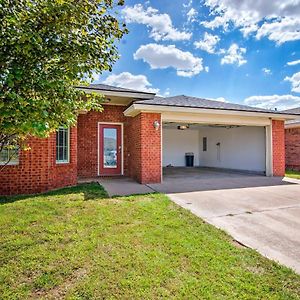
<box><xmin>185</xmin><ymin>152</ymin><xmax>194</xmax><ymax>167</ymax></box>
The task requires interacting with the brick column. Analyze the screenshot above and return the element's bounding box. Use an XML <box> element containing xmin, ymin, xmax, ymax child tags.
<box><xmin>128</xmin><ymin>112</ymin><xmax>161</xmax><ymax>184</ymax></box>
<box><xmin>272</xmin><ymin>120</ymin><xmax>285</xmax><ymax>176</ymax></box>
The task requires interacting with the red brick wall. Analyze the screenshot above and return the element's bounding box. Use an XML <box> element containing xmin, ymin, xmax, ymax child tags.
<box><xmin>126</xmin><ymin>113</ymin><xmax>161</xmax><ymax>184</ymax></box>
<box><xmin>1</xmin><ymin>105</ymin><xmax>162</xmax><ymax>196</ymax></box>
<box><xmin>48</xmin><ymin>127</ymin><xmax>78</xmax><ymax>190</ymax></box>
<box><xmin>77</xmin><ymin>107</ymin><xmax>162</xmax><ymax>184</ymax></box>
<box><xmin>77</xmin><ymin>105</ymin><xmax>129</xmax><ymax>178</ymax></box>
<box><xmin>139</xmin><ymin>113</ymin><xmax>161</xmax><ymax>183</ymax></box>
<box><xmin>285</xmin><ymin>127</ymin><xmax>300</xmax><ymax>171</ymax></box>
<box><xmin>0</xmin><ymin>128</ymin><xmax>77</xmax><ymax>196</ymax></box>
<box><xmin>126</xmin><ymin>113</ymin><xmax>142</xmax><ymax>181</ymax></box>
<box><xmin>272</xmin><ymin>120</ymin><xmax>285</xmax><ymax>176</ymax></box>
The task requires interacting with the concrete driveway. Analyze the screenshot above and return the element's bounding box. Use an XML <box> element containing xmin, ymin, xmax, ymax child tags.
<box><xmin>149</xmin><ymin>168</ymin><xmax>300</xmax><ymax>274</ymax></box>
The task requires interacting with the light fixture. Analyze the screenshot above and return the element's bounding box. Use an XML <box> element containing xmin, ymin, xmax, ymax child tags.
<box><xmin>177</xmin><ymin>125</ymin><xmax>189</xmax><ymax>130</ymax></box>
<box><xmin>153</xmin><ymin>120</ymin><xmax>160</xmax><ymax>130</ymax></box>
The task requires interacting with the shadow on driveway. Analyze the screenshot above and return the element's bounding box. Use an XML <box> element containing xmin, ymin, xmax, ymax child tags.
<box><xmin>148</xmin><ymin>167</ymin><xmax>295</xmax><ymax>194</ymax></box>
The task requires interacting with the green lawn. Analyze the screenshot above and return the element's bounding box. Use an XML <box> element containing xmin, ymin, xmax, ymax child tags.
<box><xmin>286</xmin><ymin>169</ymin><xmax>300</xmax><ymax>180</ymax></box>
<box><xmin>1</xmin><ymin>184</ymin><xmax>300</xmax><ymax>299</ymax></box>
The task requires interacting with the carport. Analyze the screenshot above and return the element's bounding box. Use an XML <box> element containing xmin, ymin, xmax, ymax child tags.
<box><xmin>159</xmin><ymin>101</ymin><xmax>274</xmax><ymax>179</ymax></box>
<box><xmin>124</xmin><ymin>94</ymin><xmax>297</xmax><ymax>183</ymax></box>
<box><xmin>163</xmin><ymin>123</ymin><xmax>266</xmax><ymax>174</ymax></box>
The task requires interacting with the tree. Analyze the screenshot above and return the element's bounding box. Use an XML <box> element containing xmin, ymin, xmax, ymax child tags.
<box><xmin>0</xmin><ymin>0</ymin><xmax>127</xmax><ymax>163</ymax></box>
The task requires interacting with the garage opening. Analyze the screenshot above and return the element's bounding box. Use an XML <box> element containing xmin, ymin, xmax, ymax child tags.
<box><xmin>163</xmin><ymin>123</ymin><xmax>266</xmax><ymax>175</ymax></box>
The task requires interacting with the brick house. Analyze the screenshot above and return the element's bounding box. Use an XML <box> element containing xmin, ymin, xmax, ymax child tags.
<box><xmin>284</xmin><ymin>107</ymin><xmax>300</xmax><ymax>171</ymax></box>
<box><xmin>0</xmin><ymin>84</ymin><xmax>297</xmax><ymax>196</ymax></box>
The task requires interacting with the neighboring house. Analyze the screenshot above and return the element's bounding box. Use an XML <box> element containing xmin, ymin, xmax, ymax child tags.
<box><xmin>0</xmin><ymin>84</ymin><xmax>297</xmax><ymax>196</ymax></box>
<box><xmin>283</xmin><ymin>107</ymin><xmax>300</xmax><ymax>171</ymax></box>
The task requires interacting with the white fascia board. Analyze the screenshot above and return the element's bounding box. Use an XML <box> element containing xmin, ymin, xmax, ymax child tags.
<box><xmin>123</xmin><ymin>103</ymin><xmax>298</xmax><ymax>120</ymax></box>
<box><xmin>77</xmin><ymin>87</ymin><xmax>155</xmax><ymax>99</ymax></box>
<box><xmin>162</xmin><ymin>112</ymin><xmax>271</xmax><ymax>126</ymax></box>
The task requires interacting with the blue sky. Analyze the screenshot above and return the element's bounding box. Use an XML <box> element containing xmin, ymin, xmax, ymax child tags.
<box><xmin>95</xmin><ymin>0</ymin><xmax>300</xmax><ymax>110</ymax></box>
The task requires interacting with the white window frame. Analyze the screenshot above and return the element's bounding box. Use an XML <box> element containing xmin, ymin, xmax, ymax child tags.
<box><xmin>0</xmin><ymin>146</ymin><xmax>19</xmax><ymax>166</ymax></box>
<box><xmin>56</xmin><ymin>127</ymin><xmax>70</xmax><ymax>164</ymax></box>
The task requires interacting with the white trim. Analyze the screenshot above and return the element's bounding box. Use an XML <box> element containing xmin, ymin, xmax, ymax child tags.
<box><xmin>56</xmin><ymin>127</ymin><xmax>70</xmax><ymax>164</ymax></box>
<box><xmin>124</xmin><ymin>103</ymin><xmax>297</xmax><ymax>120</ymax></box>
<box><xmin>97</xmin><ymin>122</ymin><xmax>124</xmax><ymax>176</ymax></box>
<box><xmin>0</xmin><ymin>162</ymin><xmax>19</xmax><ymax>166</ymax></box>
<box><xmin>77</xmin><ymin>87</ymin><xmax>155</xmax><ymax>100</ymax></box>
<box><xmin>162</xmin><ymin>112</ymin><xmax>271</xmax><ymax>127</ymax></box>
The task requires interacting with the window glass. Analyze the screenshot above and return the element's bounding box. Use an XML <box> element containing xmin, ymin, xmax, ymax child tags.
<box><xmin>0</xmin><ymin>146</ymin><xmax>19</xmax><ymax>165</ymax></box>
<box><xmin>103</xmin><ymin>128</ymin><xmax>117</xmax><ymax>168</ymax></box>
<box><xmin>56</xmin><ymin>127</ymin><xmax>69</xmax><ymax>163</ymax></box>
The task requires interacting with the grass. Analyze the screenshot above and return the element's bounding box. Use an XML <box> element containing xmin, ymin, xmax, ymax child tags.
<box><xmin>0</xmin><ymin>184</ymin><xmax>300</xmax><ymax>299</ymax></box>
<box><xmin>286</xmin><ymin>169</ymin><xmax>300</xmax><ymax>180</ymax></box>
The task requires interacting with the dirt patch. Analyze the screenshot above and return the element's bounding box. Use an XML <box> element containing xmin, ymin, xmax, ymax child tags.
<box><xmin>31</xmin><ymin>268</ymin><xmax>88</xmax><ymax>299</ymax></box>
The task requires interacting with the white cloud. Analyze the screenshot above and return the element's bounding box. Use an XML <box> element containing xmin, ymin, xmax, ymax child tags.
<box><xmin>262</xmin><ymin>68</ymin><xmax>272</xmax><ymax>75</ymax></box>
<box><xmin>285</xmin><ymin>72</ymin><xmax>300</xmax><ymax>93</ymax></box>
<box><xmin>102</xmin><ymin>72</ymin><xmax>159</xmax><ymax>94</ymax></box>
<box><xmin>221</xmin><ymin>44</ymin><xmax>247</xmax><ymax>66</ymax></box>
<box><xmin>287</xmin><ymin>59</ymin><xmax>300</xmax><ymax>66</ymax></box>
<box><xmin>211</xmin><ymin>97</ymin><xmax>227</xmax><ymax>102</ymax></box>
<box><xmin>244</xmin><ymin>94</ymin><xmax>300</xmax><ymax>110</ymax></box>
<box><xmin>122</xmin><ymin>4</ymin><xmax>192</xmax><ymax>41</ymax></box>
<box><xmin>256</xmin><ymin>17</ymin><xmax>300</xmax><ymax>44</ymax></box>
<box><xmin>202</xmin><ymin>0</ymin><xmax>300</xmax><ymax>44</ymax></box>
<box><xmin>194</xmin><ymin>32</ymin><xmax>220</xmax><ymax>54</ymax></box>
<box><xmin>163</xmin><ymin>88</ymin><xmax>171</xmax><ymax>97</ymax></box>
<box><xmin>201</xmin><ymin>15</ymin><xmax>229</xmax><ymax>30</ymax></box>
<box><xmin>187</xmin><ymin>8</ymin><xmax>198</xmax><ymax>22</ymax></box>
<box><xmin>134</xmin><ymin>44</ymin><xmax>205</xmax><ymax>77</ymax></box>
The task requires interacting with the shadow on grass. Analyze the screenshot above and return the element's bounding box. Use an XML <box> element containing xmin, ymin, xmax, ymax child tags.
<box><xmin>0</xmin><ymin>183</ymin><xmax>108</xmax><ymax>205</ymax></box>
<box><xmin>286</xmin><ymin>169</ymin><xmax>300</xmax><ymax>180</ymax></box>
<box><xmin>111</xmin><ymin>192</ymin><xmax>159</xmax><ymax>199</ymax></box>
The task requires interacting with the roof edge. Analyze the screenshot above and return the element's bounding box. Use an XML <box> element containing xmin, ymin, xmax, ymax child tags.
<box><xmin>75</xmin><ymin>85</ymin><xmax>156</xmax><ymax>96</ymax></box>
<box><xmin>124</xmin><ymin>103</ymin><xmax>298</xmax><ymax>120</ymax></box>
<box><xmin>75</xmin><ymin>86</ymin><xmax>155</xmax><ymax>100</ymax></box>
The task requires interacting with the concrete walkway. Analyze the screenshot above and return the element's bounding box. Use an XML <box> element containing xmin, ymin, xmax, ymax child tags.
<box><xmin>97</xmin><ymin>177</ymin><xmax>154</xmax><ymax>197</ymax></box>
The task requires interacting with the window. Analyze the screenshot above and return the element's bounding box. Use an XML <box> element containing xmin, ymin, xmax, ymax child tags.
<box><xmin>56</xmin><ymin>127</ymin><xmax>70</xmax><ymax>163</ymax></box>
<box><xmin>203</xmin><ymin>137</ymin><xmax>207</xmax><ymax>151</ymax></box>
<box><xmin>0</xmin><ymin>146</ymin><xmax>19</xmax><ymax>165</ymax></box>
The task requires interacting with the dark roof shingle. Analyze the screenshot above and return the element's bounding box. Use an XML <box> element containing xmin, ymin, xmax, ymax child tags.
<box><xmin>78</xmin><ymin>84</ymin><xmax>156</xmax><ymax>95</ymax></box>
<box><xmin>283</xmin><ymin>107</ymin><xmax>300</xmax><ymax>115</ymax></box>
<box><xmin>135</xmin><ymin>95</ymin><xmax>288</xmax><ymax>114</ymax></box>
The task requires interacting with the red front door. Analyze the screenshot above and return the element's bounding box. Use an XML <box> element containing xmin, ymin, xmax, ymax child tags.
<box><xmin>99</xmin><ymin>124</ymin><xmax>122</xmax><ymax>175</ymax></box>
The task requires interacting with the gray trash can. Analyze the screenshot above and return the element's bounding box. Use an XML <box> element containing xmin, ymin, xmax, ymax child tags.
<box><xmin>185</xmin><ymin>152</ymin><xmax>194</xmax><ymax>167</ymax></box>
